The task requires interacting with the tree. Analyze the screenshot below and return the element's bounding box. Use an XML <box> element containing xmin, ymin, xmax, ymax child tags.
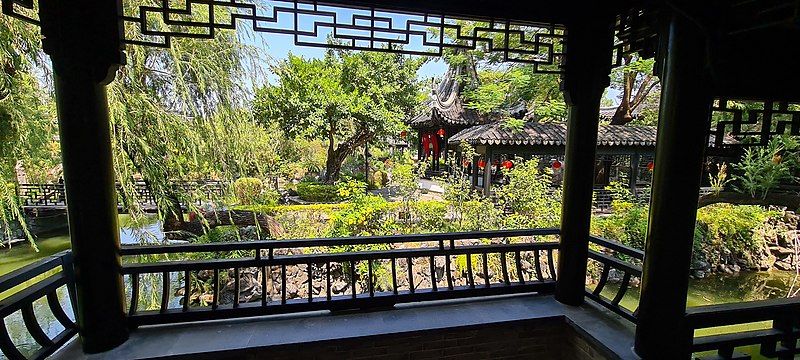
<box><xmin>608</xmin><ymin>55</ymin><xmax>660</xmax><ymax>125</ymax></box>
<box><xmin>0</xmin><ymin>17</ymin><xmax>59</xmax><ymax>248</ymax></box>
<box><xmin>254</xmin><ymin>50</ymin><xmax>421</xmax><ymax>184</ymax></box>
<box><xmin>109</xmin><ymin>2</ymin><xmax>285</xmax><ymax>239</ymax></box>
<box><xmin>436</xmin><ymin>21</ymin><xmax>565</xmax><ymax>123</ymax></box>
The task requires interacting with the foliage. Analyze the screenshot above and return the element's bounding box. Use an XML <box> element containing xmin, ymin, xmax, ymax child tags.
<box><xmin>495</xmin><ymin>158</ymin><xmax>561</xmax><ymax>229</ymax></box>
<box><xmin>108</xmin><ymin>0</ymin><xmax>277</xmax><ymax>240</ymax></box>
<box><xmin>327</xmin><ymin>194</ymin><xmax>396</xmax><ymax>238</ymax></box>
<box><xmin>591</xmin><ymin>183</ymin><xmax>649</xmax><ymax>251</ymax></box>
<box><xmin>369</xmin><ymin>170</ymin><xmax>388</xmax><ymax>189</ymax></box>
<box><xmin>255</xmin><ymin>50</ymin><xmax>422</xmax><ymax>183</ymax></box>
<box><xmin>233</xmin><ymin>177</ymin><xmax>278</xmax><ymax>206</ymax></box>
<box><xmin>708</xmin><ymin>162</ymin><xmax>731</xmax><ymax>195</ymax></box>
<box><xmin>608</xmin><ymin>55</ymin><xmax>660</xmax><ymax>126</ymax></box>
<box><xmin>695</xmin><ymin>204</ymin><xmax>778</xmax><ymax>267</ymax></box>
<box><xmin>732</xmin><ymin>137</ymin><xmax>798</xmax><ymax>198</ymax></box>
<box><xmin>0</xmin><ymin>17</ymin><xmax>57</xmax><ymax>248</ymax></box>
<box><xmin>296</xmin><ymin>181</ymin><xmax>341</xmax><ymax>203</ymax></box>
<box><xmin>501</xmin><ymin>118</ymin><xmax>526</xmax><ymax>132</ymax></box>
<box><xmin>533</xmin><ymin>100</ymin><xmax>567</xmax><ymax>122</ymax></box>
<box><xmin>390</xmin><ymin>154</ymin><xmax>425</xmax><ymax>224</ymax></box>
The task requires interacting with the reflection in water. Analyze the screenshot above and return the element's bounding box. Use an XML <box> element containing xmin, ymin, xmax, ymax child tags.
<box><xmin>2</xmin><ymin>286</ymin><xmax>73</xmax><ymax>359</ymax></box>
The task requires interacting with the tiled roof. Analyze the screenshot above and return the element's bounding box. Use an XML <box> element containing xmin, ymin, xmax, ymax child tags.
<box><xmin>448</xmin><ymin>122</ymin><xmax>658</xmax><ymax>147</ymax></box>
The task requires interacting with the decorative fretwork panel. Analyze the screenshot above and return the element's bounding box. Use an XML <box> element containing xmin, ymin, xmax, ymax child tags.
<box><xmin>710</xmin><ymin>99</ymin><xmax>800</xmax><ymax>149</ymax></box>
<box><xmin>1</xmin><ymin>0</ymin><xmax>39</xmax><ymax>25</ymax></box>
<box><xmin>119</xmin><ymin>0</ymin><xmax>565</xmax><ymax>71</ymax></box>
<box><xmin>613</xmin><ymin>7</ymin><xmax>658</xmax><ymax>67</ymax></box>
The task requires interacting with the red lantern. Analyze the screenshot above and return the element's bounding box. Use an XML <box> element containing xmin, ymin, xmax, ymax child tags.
<box><xmin>400</xmin><ymin>130</ymin><xmax>407</xmax><ymax>138</ymax></box>
<box><xmin>647</xmin><ymin>161</ymin><xmax>654</xmax><ymax>171</ymax></box>
<box><xmin>552</xmin><ymin>160</ymin><xmax>562</xmax><ymax>170</ymax></box>
<box><xmin>502</xmin><ymin>160</ymin><xmax>514</xmax><ymax>169</ymax></box>
<box><xmin>478</xmin><ymin>159</ymin><xmax>486</xmax><ymax>169</ymax></box>
<box><xmin>437</xmin><ymin>128</ymin><xmax>446</xmax><ymax>137</ymax></box>
<box><xmin>462</xmin><ymin>160</ymin><xmax>470</xmax><ymax>168</ymax></box>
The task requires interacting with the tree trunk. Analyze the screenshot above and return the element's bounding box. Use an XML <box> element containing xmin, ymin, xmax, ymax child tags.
<box><xmin>698</xmin><ymin>191</ymin><xmax>800</xmax><ymax>210</ymax></box>
<box><xmin>610</xmin><ymin>102</ymin><xmax>633</xmax><ymax>125</ymax></box>
<box><xmin>322</xmin><ymin>127</ymin><xmax>372</xmax><ymax>184</ymax></box>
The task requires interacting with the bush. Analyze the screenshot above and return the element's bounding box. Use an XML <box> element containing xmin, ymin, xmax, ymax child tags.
<box><xmin>732</xmin><ymin>136</ymin><xmax>799</xmax><ymax>198</ymax></box>
<box><xmin>370</xmin><ymin>170</ymin><xmax>388</xmax><ymax>189</ymax></box>
<box><xmin>296</xmin><ymin>181</ymin><xmax>341</xmax><ymax>203</ymax></box>
<box><xmin>591</xmin><ymin>182</ymin><xmax>648</xmax><ymax>252</ymax></box>
<box><xmin>233</xmin><ymin>178</ymin><xmax>264</xmax><ymax>205</ymax></box>
<box><xmin>695</xmin><ymin>204</ymin><xmax>778</xmax><ymax>267</ymax></box>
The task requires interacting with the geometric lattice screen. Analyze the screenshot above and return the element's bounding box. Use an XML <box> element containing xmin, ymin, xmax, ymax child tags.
<box><xmin>710</xmin><ymin>99</ymin><xmax>800</xmax><ymax>149</ymax></box>
<box><xmin>2</xmin><ymin>0</ymin><xmax>567</xmax><ymax>72</ymax></box>
<box><xmin>119</xmin><ymin>0</ymin><xmax>566</xmax><ymax>71</ymax></box>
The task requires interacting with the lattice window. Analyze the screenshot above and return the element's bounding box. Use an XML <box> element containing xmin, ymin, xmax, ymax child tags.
<box><xmin>613</xmin><ymin>7</ymin><xmax>658</xmax><ymax>67</ymax></box>
<box><xmin>710</xmin><ymin>99</ymin><xmax>800</xmax><ymax>149</ymax></box>
<box><xmin>1</xmin><ymin>0</ymin><xmax>38</xmax><ymax>25</ymax></box>
<box><xmin>2</xmin><ymin>0</ymin><xmax>566</xmax><ymax>72</ymax></box>
<box><xmin>117</xmin><ymin>0</ymin><xmax>565</xmax><ymax>72</ymax></box>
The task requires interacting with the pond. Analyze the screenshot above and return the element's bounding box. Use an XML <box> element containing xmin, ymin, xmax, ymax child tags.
<box><xmin>1</xmin><ymin>222</ymin><xmax>798</xmax><ymax>359</ymax></box>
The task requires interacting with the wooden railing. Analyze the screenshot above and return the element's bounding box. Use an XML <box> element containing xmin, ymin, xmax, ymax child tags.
<box><xmin>0</xmin><ymin>251</ymin><xmax>77</xmax><ymax>360</ymax></box>
<box><xmin>687</xmin><ymin>297</ymin><xmax>800</xmax><ymax>359</ymax></box>
<box><xmin>120</xmin><ymin>229</ymin><xmax>560</xmax><ymax>327</ymax></box>
<box><xmin>585</xmin><ymin>235</ymin><xmax>643</xmax><ymax>323</ymax></box>
<box><xmin>5</xmin><ymin>231</ymin><xmax>799</xmax><ymax>359</ymax></box>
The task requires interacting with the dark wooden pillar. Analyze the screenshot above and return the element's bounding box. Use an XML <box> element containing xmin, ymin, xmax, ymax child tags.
<box><xmin>416</xmin><ymin>130</ymin><xmax>423</xmax><ymax>161</ymax></box>
<box><xmin>471</xmin><ymin>155</ymin><xmax>479</xmax><ymax>189</ymax></box>
<box><xmin>634</xmin><ymin>12</ymin><xmax>712</xmax><ymax>359</ymax></box>
<box><xmin>629</xmin><ymin>153</ymin><xmax>640</xmax><ymax>194</ymax></box>
<box><xmin>555</xmin><ymin>18</ymin><xmax>615</xmax><ymax>305</ymax></box>
<box><xmin>40</xmin><ymin>0</ymin><xmax>129</xmax><ymax>353</ymax></box>
<box><xmin>483</xmin><ymin>149</ymin><xmax>493</xmax><ymax>195</ymax></box>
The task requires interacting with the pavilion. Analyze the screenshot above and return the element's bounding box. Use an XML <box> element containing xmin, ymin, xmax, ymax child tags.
<box><xmin>2</xmin><ymin>0</ymin><xmax>800</xmax><ymax>359</ymax></box>
<box><xmin>448</xmin><ymin>122</ymin><xmax>657</xmax><ymax>197</ymax></box>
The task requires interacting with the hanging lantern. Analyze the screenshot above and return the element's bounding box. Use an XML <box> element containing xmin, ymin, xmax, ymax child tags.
<box><xmin>400</xmin><ymin>130</ymin><xmax>407</xmax><ymax>138</ymax></box>
<box><xmin>502</xmin><ymin>160</ymin><xmax>514</xmax><ymax>169</ymax></box>
<box><xmin>437</xmin><ymin>128</ymin><xmax>446</xmax><ymax>137</ymax></box>
<box><xmin>647</xmin><ymin>161</ymin><xmax>654</xmax><ymax>171</ymax></box>
<box><xmin>552</xmin><ymin>160</ymin><xmax>562</xmax><ymax>170</ymax></box>
<box><xmin>462</xmin><ymin>160</ymin><xmax>470</xmax><ymax>168</ymax></box>
<box><xmin>478</xmin><ymin>159</ymin><xmax>486</xmax><ymax>169</ymax></box>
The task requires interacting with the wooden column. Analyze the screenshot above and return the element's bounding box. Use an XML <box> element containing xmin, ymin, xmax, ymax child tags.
<box><xmin>471</xmin><ymin>155</ymin><xmax>479</xmax><ymax>189</ymax></box>
<box><xmin>40</xmin><ymin>0</ymin><xmax>129</xmax><ymax>352</ymax></box>
<box><xmin>555</xmin><ymin>18</ymin><xmax>615</xmax><ymax>305</ymax></box>
<box><xmin>629</xmin><ymin>153</ymin><xmax>640</xmax><ymax>194</ymax></box>
<box><xmin>416</xmin><ymin>130</ymin><xmax>423</xmax><ymax>161</ymax></box>
<box><xmin>634</xmin><ymin>11</ymin><xmax>712</xmax><ymax>359</ymax></box>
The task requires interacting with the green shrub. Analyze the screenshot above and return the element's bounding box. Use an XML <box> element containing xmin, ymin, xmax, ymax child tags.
<box><xmin>732</xmin><ymin>136</ymin><xmax>799</xmax><ymax>198</ymax></box>
<box><xmin>370</xmin><ymin>170</ymin><xmax>388</xmax><ymax>189</ymax></box>
<box><xmin>296</xmin><ymin>181</ymin><xmax>341</xmax><ymax>203</ymax></box>
<box><xmin>695</xmin><ymin>204</ymin><xmax>778</xmax><ymax>267</ymax></box>
<box><xmin>233</xmin><ymin>178</ymin><xmax>266</xmax><ymax>205</ymax></box>
<box><xmin>591</xmin><ymin>182</ymin><xmax>648</xmax><ymax>253</ymax></box>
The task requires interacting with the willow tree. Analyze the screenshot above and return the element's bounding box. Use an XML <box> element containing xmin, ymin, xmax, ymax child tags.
<box><xmin>254</xmin><ymin>50</ymin><xmax>421</xmax><ymax>184</ymax></box>
<box><xmin>0</xmin><ymin>18</ymin><xmax>59</xmax><ymax>248</ymax></box>
<box><xmin>109</xmin><ymin>2</ymin><xmax>285</xmax><ymax>238</ymax></box>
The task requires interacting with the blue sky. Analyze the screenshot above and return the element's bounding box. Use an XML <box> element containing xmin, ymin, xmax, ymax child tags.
<box><xmin>241</xmin><ymin>3</ymin><xmax>619</xmax><ymax>104</ymax></box>
<box><xmin>249</xmin><ymin>32</ymin><xmax>449</xmax><ymax>84</ymax></box>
